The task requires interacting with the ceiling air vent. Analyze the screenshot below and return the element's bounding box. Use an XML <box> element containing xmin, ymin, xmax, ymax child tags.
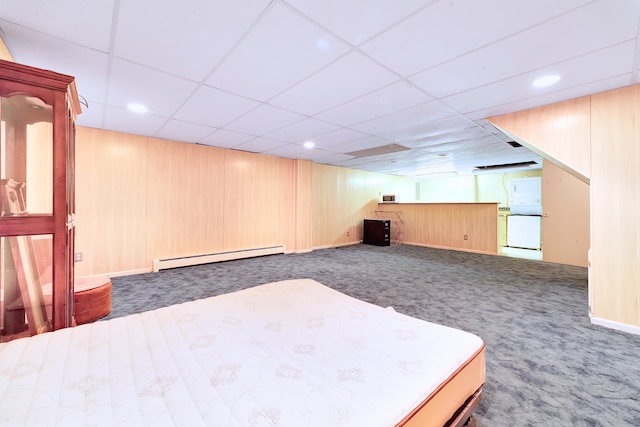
<box><xmin>345</xmin><ymin>144</ymin><xmax>410</xmax><ymax>158</ymax></box>
<box><xmin>506</xmin><ymin>141</ymin><xmax>522</xmax><ymax>148</ymax></box>
<box><xmin>473</xmin><ymin>161</ymin><xmax>537</xmax><ymax>171</ymax></box>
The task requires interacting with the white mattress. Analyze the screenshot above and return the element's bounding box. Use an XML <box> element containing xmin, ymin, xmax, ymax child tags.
<box><xmin>0</xmin><ymin>279</ymin><xmax>484</xmax><ymax>426</ymax></box>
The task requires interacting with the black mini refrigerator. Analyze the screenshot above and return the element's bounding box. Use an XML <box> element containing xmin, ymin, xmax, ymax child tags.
<box><xmin>363</xmin><ymin>219</ymin><xmax>391</xmax><ymax>246</ymax></box>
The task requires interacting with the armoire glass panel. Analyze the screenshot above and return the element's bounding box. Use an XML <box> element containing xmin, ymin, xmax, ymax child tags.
<box><xmin>0</xmin><ymin>234</ymin><xmax>52</xmax><ymax>341</ymax></box>
<box><xmin>0</xmin><ymin>94</ymin><xmax>53</xmax><ymax>216</ymax></box>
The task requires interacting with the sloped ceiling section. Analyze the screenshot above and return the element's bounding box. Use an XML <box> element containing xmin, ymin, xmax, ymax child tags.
<box><xmin>1</xmin><ymin>0</ymin><xmax>639</xmax><ymax>176</ymax></box>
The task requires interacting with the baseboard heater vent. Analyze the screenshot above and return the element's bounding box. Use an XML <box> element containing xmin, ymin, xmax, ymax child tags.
<box><xmin>153</xmin><ymin>245</ymin><xmax>285</xmax><ymax>272</ymax></box>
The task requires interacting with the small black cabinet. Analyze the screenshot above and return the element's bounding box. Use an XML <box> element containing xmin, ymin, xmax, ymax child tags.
<box><xmin>363</xmin><ymin>219</ymin><xmax>391</xmax><ymax>246</ymax></box>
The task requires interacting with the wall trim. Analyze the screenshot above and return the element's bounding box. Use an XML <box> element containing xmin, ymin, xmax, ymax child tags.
<box><xmin>590</xmin><ymin>316</ymin><xmax>640</xmax><ymax>336</ymax></box>
<box><xmin>403</xmin><ymin>241</ymin><xmax>498</xmax><ymax>256</ymax></box>
<box><xmin>152</xmin><ymin>245</ymin><xmax>286</xmax><ymax>272</ymax></box>
<box><xmin>313</xmin><ymin>241</ymin><xmax>360</xmax><ymax>251</ymax></box>
<box><xmin>285</xmin><ymin>248</ymin><xmax>313</xmax><ymax>254</ymax></box>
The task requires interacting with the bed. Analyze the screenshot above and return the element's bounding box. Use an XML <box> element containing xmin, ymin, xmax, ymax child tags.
<box><xmin>0</xmin><ymin>278</ymin><xmax>484</xmax><ymax>426</ymax></box>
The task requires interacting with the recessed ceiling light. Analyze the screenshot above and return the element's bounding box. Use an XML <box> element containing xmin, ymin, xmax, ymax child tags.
<box><xmin>315</xmin><ymin>39</ymin><xmax>330</xmax><ymax>51</ymax></box>
<box><xmin>303</xmin><ymin>141</ymin><xmax>315</xmax><ymax>149</ymax></box>
<box><xmin>127</xmin><ymin>103</ymin><xmax>148</xmax><ymax>113</ymax></box>
<box><xmin>533</xmin><ymin>75</ymin><xmax>560</xmax><ymax>88</ymax></box>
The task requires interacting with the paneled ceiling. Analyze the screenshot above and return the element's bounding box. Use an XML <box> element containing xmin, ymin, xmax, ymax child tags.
<box><xmin>1</xmin><ymin>0</ymin><xmax>639</xmax><ymax>177</ymax></box>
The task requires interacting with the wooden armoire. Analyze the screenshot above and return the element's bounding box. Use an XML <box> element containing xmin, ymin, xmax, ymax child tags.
<box><xmin>0</xmin><ymin>59</ymin><xmax>81</xmax><ymax>341</ymax></box>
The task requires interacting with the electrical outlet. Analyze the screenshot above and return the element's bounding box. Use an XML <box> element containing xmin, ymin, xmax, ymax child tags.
<box><xmin>463</xmin><ymin>235</ymin><xmax>468</xmax><ymax>240</ymax></box>
<box><xmin>74</xmin><ymin>252</ymin><xmax>83</xmax><ymax>262</ymax></box>
<box><xmin>346</xmin><ymin>231</ymin><xmax>350</xmax><ymax>237</ymax></box>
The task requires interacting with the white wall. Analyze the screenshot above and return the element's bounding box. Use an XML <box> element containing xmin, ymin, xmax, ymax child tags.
<box><xmin>419</xmin><ymin>170</ymin><xmax>542</xmax><ymax>204</ymax></box>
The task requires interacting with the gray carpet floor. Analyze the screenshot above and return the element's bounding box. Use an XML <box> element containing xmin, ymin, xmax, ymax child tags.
<box><xmin>104</xmin><ymin>244</ymin><xmax>640</xmax><ymax>426</ymax></box>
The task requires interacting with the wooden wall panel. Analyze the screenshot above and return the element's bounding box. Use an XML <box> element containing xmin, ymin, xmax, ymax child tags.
<box><xmin>77</xmin><ymin>128</ymin><xmax>299</xmax><ymax>275</ymax></box>
<box><xmin>312</xmin><ymin>163</ymin><xmax>340</xmax><ymax>247</ymax></box>
<box><xmin>489</xmin><ymin>96</ymin><xmax>591</xmax><ymax>182</ymax></box>
<box><xmin>492</xmin><ymin>84</ymin><xmax>640</xmax><ymax>329</ymax></box>
<box><xmin>146</xmin><ymin>138</ymin><xmax>226</xmax><ymax>262</ymax></box>
<box><xmin>352</xmin><ymin>170</ymin><xmax>382</xmax><ymax>240</ymax></box>
<box><xmin>75</xmin><ymin>128</ymin><xmax>148</xmax><ymax>276</ymax></box>
<box><xmin>293</xmin><ymin>160</ymin><xmax>312</xmax><ymax>252</ymax></box>
<box><xmin>0</xmin><ymin>37</ymin><xmax>12</xmax><ymax>61</ymax></box>
<box><xmin>311</xmin><ymin>164</ymin><xmax>413</xmax><ymax>248</ymax></box>
<box><xmin>541</xmin><ymin>160</ymin><xmax>589</xmax><ymax>268</ymax></box>
<box><xmin>376</xmin><ymin>203</ymin><xmax>498</xmax><ymax>254</ymax></box>
<box><xmin>310</xmin><ymin>163</ymin><xmax>498</xmax><ymax>251</ymax></box>
<box><xmin>223</xmin><ymin>150</ymin><xmax>288</xmax><ymax>251</ymax></box>
<box><xmin>590</xmin><ymin>86</ymin><xmax>640</xmax><ymax>326</ymax></box>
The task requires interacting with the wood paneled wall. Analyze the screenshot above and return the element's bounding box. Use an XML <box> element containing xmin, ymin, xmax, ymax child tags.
<box><xmin>310</xmin><ymin>163</ymin><xmax>417</xmax><ymax>248</ymax></box>
<box><xmin>490</xmin><ymin>84</ymin><xmax>640</xmax><ymax>330</ymax></box>
<box><xmin>376</xmin><ymin>203</ymin><xmax>498</xmax><ymax>254</ymax></box>
<box><xmin>75</xmin><ymin>128</ymin><xmax>148</xmax><ymax>276</ymax></box>
<box><xmin>145</xmin><ymin>137</ymin><xmax>226</xmax><ymax>258</ymax></box>
<box><xmin>590</xmin><ymin>86</ymin><xmax>640</xmax><ymax>327</ymax></box>
<box><xmin>294</xmin><ymin>160</ymin><xmax>313</xmax><ymax>251</ymax></box>
<box><xmin>490</xmin><ymin>96</ymin><xmax>591</xmax><ymax>183</ymax></box>
<box><xmin>75</xmin><ymin>128</ymin><xmax>418</xmax><ymax>276</ymax></box>
<box><xmin>0</xmin><ymin>37</ymin><xmax>12</xmax><ymax>62</ymax></box>
<box><xmin>75</xmin><ymin>128</ymin><xmax>302</xmax><ymax>276</ymax></box>
<box><xmin>221</xmin><ymin>150</ymin><xmax>292</xmax><ymax>251</ymax></box>
<box><xmin>541</xmin><ymin>160</ymin><xmax>589</xmax><ymax>268</ymax></box>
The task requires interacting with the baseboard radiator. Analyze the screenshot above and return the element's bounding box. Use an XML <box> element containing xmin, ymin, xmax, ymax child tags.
<box><xmin>152</xmin><ymin>245</ymin><xmax>285</xmax><ymax>272</ymax></box>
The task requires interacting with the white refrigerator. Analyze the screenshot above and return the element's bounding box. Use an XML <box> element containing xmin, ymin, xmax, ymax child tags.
<box><xmin>507</xmin><ymin>177</ymin><xmax>542</xmax><ymax>250</ymax></box>
<box><xmin>507</xmin><ymin>215</ymin><xmax>542</xmax><ymax>250</ymax></box>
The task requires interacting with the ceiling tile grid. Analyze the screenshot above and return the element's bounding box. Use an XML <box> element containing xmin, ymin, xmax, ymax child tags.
<box><xmin>1</xmin><ymin>0</ymin><xmax>639</xmax><ymax>176</ymax></box>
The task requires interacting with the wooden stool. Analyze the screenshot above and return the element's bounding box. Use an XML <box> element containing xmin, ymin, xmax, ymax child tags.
<box><xmin>74</xmin><ymin>276</ymin><xmax>112</xmax><ymax>325</ymax></box>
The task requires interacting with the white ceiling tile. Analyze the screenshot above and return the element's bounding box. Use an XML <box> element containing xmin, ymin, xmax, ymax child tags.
<box><xmin>307</xmin><ymin>128</ymin><xmax>371</xmax><ymax>149</ymax></box>
<box><xmin>76</xmin><ymin>102</ymin><xmax>105</xmax><ymax>130</ymax></box>
<box><xmin>469</xmin><ymin>74</ymin><xmax>633</xmax><ymax>121</ymax></box>
<box><xmin>0</xmin><ymin>1</ymin><xmax>114</xmax><ymax>51</ymax></box>
<box><xmin>107</xmin><ymin>59</ymin><xmax>198</xmax><ymax>116</ymax></box>
<box><xmin>205</xmin><ymin>2</ymin><xmax>351</xmax><ymax>101</ymax></box>
<box><xmin>265</xmin><ymin>143</ymin><xmax>308</xmax><ymax>157</ymax></box>
<box><xmin>328</xmin><ymin>135</ymin><xmax>394</xmax><ymax>154</ymax></box>
<box><xmin>223</xmin><ymin>104</ymin><xmax>305</xmax><ymax>136</ymax></box>
<box><xmin>233</xmin><ymin>137</ymin><xmax>289</xmax><ymax>154</ymax></box>
<box><xmin>360</xmin><ymin>0</ymin><xmax>594</xmax><ymax>76</ymax></box>
<box><xmin>4</xmin><ymin>0</ymin><xmax>635</xmax><ymax>177</ymax></box>
<box><xmin>442</xmin><ymin>41</ymin><xmax>636</xmax><ymax>115</ymax></box>
<box><xmin>173</xmin><ymin>85</ymin><xmax>260</xmax><ymax>128</ymax></box>
<box><xmin>283</xmin><ymin>0</ymin><xmax>428</xmax><ymax>45</ymax></box>
<box><xmin>199</xmin><ymin>129</ymin><xmax>256</xmax><ymax>148</ymax></box>
<box><xmin>269</xmin><ymin>51</ymin><xmax>400</xmax><ymax>115</ymax></box>
<box><xmin>312</xmin><ymin>152</ymin><xmax>355</xmax><ymax>164</ymax></box>
<box><xmin>331</xmin><ymin>156</ymin><xmax>372</xmax><ymax>167</ymax></box>
<box><xmin>265</xmin><ymin>118</ymin><xmax>340</xmax><ymax>143</ymax></box>
<box><xmin>410</xmin><ymin>0</ymin><xmax>640</xmax><ymax>98</ymax></box>
<box><xmin>378</xmin><ymin>115</ymin><xmax>476</xmax><ymax>143</ymax></box>
<box><xmin>402</xmin><ymin>127</ymin><xmax>493</xmax><ymax>150</ymax></box>
<box><xmin>0</xmin><ymin>22</ymin><xmax>110</xmax><ymax>103</ymax></box>
<box><xmin>103</xmin><ymin>106</ymin><xmax>168</xmax><ymax>137</ymax></box>
<box><xmin>351</xmin><ymin>101</ymin><xmax>459</xmax><ymax>135</ymax></box>
<box><xmin>113</xmin><ymin>0</ymin><xmax>270</xmax><ymax>81</ymax></box>
<box><xmin>296</xmin><ymin>147</ymin><xmax>342</xmax><ymax>161</ymax></box>
<box><xmin>315</xmin><ymin>80</ymin><xmax>431</xmax><ymax>126</ymax></box>
<box><xmin>155</xmin><ymin>119</ymin><xmax>216</xmax><ymax>143</ymax></box>
<box><xmin>267</xmin><ymin>143</ymin><xmax>342</xmax><ymax>161</ymax></box>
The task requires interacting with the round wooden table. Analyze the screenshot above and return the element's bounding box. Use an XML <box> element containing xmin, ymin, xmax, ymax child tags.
<box><xmin>74</xmin><ymin>276</ymin><xmax>112</xmax><ymax>325</ymax></box>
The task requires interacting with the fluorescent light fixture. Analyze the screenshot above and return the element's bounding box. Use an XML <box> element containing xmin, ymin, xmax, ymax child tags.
<box><xmin>303</xmin><ymin>141</ymin><xmax>315</xmax><ymax>149</ymax></box>
<box><xmin>533</xmin><ymin>75</ymin><xmax>560</xmax><ymax>88</ymax></box>
<box><xmin>127</xmin><ymin>103</ymin><xmax>148</xmax><ymax>113</ymax></box>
